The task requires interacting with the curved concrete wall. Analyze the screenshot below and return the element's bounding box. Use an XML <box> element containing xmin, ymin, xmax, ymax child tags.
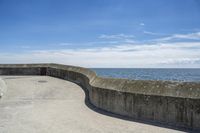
<box><xmin>0</xmin><ymin>63</ymin><xmax>200</xmax><ymax>131</ymax></box>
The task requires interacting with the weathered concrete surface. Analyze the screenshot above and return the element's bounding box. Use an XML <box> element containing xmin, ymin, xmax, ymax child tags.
<box><xmin>0</xmin><ymin>77</ymin><xmax>7</xmax><ymax>98</ymax></box>
<box><xmin>0</xmin><ymin>76</ymin><xmax>185</xmax><ymax>133</ymax></box>
<box><xmin>0</xmin><ymin>64</ymin><xmax>200</xmax><ymax>131</ymax></box>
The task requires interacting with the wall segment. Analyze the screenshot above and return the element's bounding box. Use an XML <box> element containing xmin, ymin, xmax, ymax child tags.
<box><xmin>0</xmin><ymin>77</ymin><xmax>7</xmax><ymax>98</ymax></box>
<box><xmin>0</xmin><ymin>63</ymin><xmax>200</xmax><ymax>131</ymax></box>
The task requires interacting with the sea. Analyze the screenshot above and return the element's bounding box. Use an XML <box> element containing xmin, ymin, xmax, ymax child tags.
<box><xmin>91</xmin><ymin>68</ymin><xmax>200</xmax><ymax>82</ymax></box>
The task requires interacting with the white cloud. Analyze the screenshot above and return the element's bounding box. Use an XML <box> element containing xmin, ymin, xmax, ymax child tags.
<box><xmin>123</xmin><ymin>39</ymin><xmax>136</xmax><ymax>43</ymax></box>
<box><xmin>0</xmin><ymin>42</ymin><xmax>200</xmax><ymax>68</ymax></box>
<box><xmin>99</xmin><ymin>34</ymin><xmax>134</xmax><ymax>39</ymax></box>
<box><xmin>155</xmin><ymin>32</ymin><xmax>200</xmax><ymax>41</ymax></box>
<box><xmin>1</xmin><ymin>32</ymin><xmax>200</xmax><ymax>68</ymax></box>
<box><xmin>143</xmin><ymin>31</ymin><xmax>161</xmax><ymax>35</ymax></box>
<box><xmin>140</xmin><ymin>23</ymin><xmax>145</xmax><ymax>26</ymax></box>
<box><xmin>59</xmin><ymin>43</ymin><xmax>73</xmax><ymax>46</ymax></box>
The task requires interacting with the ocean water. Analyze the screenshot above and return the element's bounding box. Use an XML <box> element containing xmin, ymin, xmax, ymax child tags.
<box><xmin>91</xmin><ymin>68</ymin><xmax>200</xmax><ymax>82</ymax></box>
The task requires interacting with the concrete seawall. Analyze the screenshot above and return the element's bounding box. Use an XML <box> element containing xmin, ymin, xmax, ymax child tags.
<box><xmin>0</xmin><ymin>63</ymin><xmax>200</xmax><ymax>131</ymax></box>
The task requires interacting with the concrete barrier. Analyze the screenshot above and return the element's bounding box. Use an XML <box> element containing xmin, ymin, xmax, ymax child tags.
<box><xmin>0</xmin><ymin>77</ymin><xmax>7</xmax><ymax>98</ymax></box>
<box><xmin>0</xmin><ymin>63</ymin><xmax>200</xmax><ymax>131</ymax></box>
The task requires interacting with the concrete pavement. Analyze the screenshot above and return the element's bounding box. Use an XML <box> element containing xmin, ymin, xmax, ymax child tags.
<box><xmin>0</xmin><ymin>76</ymin><xmax>187</xmax><ymax>133</ymax></box>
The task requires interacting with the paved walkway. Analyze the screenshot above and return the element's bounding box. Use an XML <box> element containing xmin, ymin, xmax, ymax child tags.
<box><xmin>0</xmin><ymin>76</ymin><xmax>186</xmax><ymax>133</ymax></box>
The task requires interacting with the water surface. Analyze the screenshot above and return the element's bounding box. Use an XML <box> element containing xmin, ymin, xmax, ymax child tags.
<box><xmin>91</xmin><ymin>68</ymin><xmax>200</xmax><ymax>82</ymax></box>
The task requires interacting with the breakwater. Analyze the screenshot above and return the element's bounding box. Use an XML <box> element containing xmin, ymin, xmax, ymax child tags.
<box><xmin>0</xmin><ymin>63</ymin><xmax>200</xmax><ymax>131</ymax></box>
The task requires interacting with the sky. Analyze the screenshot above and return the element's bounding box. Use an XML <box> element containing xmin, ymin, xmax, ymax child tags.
<box><xmin>0</xmin><ymin>0</ymin><xmax>200</xmax><ymax>68</ymax></box>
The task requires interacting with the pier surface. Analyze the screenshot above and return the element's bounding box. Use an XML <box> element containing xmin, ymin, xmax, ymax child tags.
<box><xmin>0</xmin><ymin>76</ymin><xmax>185</xmax><ymax>133</ymax></box>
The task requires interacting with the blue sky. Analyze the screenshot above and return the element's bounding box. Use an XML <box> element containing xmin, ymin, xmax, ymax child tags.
<box><xmin>0</xmin><ymin>0</ymin><xmax>200</xmax><ymax>67</ymax></box>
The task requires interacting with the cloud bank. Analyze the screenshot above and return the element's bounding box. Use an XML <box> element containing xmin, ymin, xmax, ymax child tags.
<box><xmin>0</xmin><ymin>38</ymin><xmax>200</xmax><ymax>68</ymax></box>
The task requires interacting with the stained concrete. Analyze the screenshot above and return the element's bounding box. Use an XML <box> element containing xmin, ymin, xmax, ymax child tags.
<box><xmin>0</xmin><ymin>77</ymin><xmax>6</xmax><ymax>97</ymax></box>
<box><xmin>0</xmin><ymin>76</ymin><xmax>185</xmax><ymax>133</ymax></box>
<box><xmin>0</xmin><ymin>64</ymin><xmax>200</xmax><ymax>131</ymax></box>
